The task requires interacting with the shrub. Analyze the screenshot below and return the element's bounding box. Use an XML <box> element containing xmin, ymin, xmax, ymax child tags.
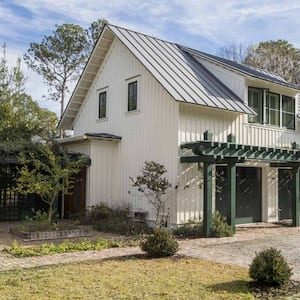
<box><xmin>173</xmin><ymin>219</ymin><xmax>203</xmax><ymax>238</ymax></box>
<box><xmin>210</xmin><ymin>211</ymin><xmax>233</xmax><ymax>238</ymax></box>
<box><xmin>249</xmin><ymin>247</ymin><xmax>292</xmax><ymax>286</ymax></box>
<box><xmin>86</xmin><ymin>204</ymin><xmax>150</xmax><ymax>236</ymax></box>
<box><xmin>140</xmin><ymin>228</ymin><xmax>179</xmax><ymax>257</ymax></box>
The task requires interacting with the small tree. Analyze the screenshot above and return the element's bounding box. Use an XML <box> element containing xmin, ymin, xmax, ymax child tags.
<box><xmin>16</xmin><ymin>144</ymin><xmax>89</xmax><ymax>222</ymax></box>
<box><xmin>130</xmin><ymin>161</ymin><xmax>171</xmax><ymax>227</ymax></box>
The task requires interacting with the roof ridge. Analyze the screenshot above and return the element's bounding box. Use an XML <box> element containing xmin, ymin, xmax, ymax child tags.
<box><xmin>107</xmin><ymin>23</ymin><xmax>177</xmax><ymax>47</ymax></box>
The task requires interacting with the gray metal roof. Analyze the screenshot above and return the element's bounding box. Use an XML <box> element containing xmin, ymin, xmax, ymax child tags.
<box><xmin>180</xmin><ymin>46</ymin><xmax>300</xmax><ymax>91</ymax></box>
<box><xmin>108</xmin><ymin>24</ymin><xmax>255</xmax><ymax>115</ymax></box>
<box><xmin>84</xmin><ymin>133</ymin><xmax>121</xmax><ymax>140</ymax></box>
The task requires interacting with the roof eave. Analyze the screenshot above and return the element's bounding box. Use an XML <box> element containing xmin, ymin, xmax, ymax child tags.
<box><xmin>59</xmin><ymin>25</ymin><xmax>115</xmax><ymax>130</ymax></box>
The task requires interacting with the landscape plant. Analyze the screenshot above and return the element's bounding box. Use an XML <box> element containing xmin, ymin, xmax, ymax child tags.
<box><xmin>140</xmin><ymin>228</ymin><xmax>178</xmax><ymax>257</ymax></box>
<box><xmin>4</xmin><ymin>239</ymin><xmax>121</xmax><ymax>257</ymax></box>
<box><xmin>249</xmin><ymin>247</ymin><xmax>292</xmax><ymax>286</ymax></box>
<box><xmin>85</xmin><ymin>203</ymin><xmax>149</xmax><ymax>236</ymax></box>
<box><xmin>130</xmin><ymin>161</ymin><xmax>171</xmax><ymax>228</ymax></box>
<box><xmin>210</xmin><ymin>210</ymin><xmax>233</xmax><ymax>238</ymax></box>
<box><xmin>16</xmin><ymin>143</ymin><xmax>89</xmax><ymax>222</ymax></box>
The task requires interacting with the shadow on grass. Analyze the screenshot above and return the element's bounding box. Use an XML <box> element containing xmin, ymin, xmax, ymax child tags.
<box><xmin>207</xmin><ymin>280</ymin><xmax>250</xmax><ymax>295</ymax></box>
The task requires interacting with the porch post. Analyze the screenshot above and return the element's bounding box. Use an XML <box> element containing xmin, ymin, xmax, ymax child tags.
<box><xmin>292</xmin><ymin>167</ymin><xmax>300</xmax><ymax>227</ymax></box>
<box><xmin>203</xmin><ymin>162</ymin><xmax>213</xmax><ymax>237</ymax></box>
<box><xmin>227</xmin><ymin>163</ymin><xmax>236</xmax><ymax>233</ymax></box>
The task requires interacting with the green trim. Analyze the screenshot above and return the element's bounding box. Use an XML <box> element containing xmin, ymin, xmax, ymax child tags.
<box><xmin>203</xmin><ymin>162</ymin><xmax>213</xmax><ymax>237</ymax></box>
<box><xmin>181</xmin><ymin>140</ymin><xmax>300</xmax><ymax>163</ymax></box>
<box><xmin>227</xmin><ymin>163</ymin><xmax>236</xmax><ymax>233</ymax></box>
<box><xmin>292</xmin><ymin>167</ymin><xmax>300</xmax><ymax>227</ymax></box>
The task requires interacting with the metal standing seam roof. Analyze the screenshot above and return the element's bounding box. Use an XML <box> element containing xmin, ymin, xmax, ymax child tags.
<box><xmin>108</xmin><ymin>24</ymin><xmax>255</xmax><ymax>115</ymax></box>
<box><xmin>180</xmin><ymin>46</ymin><xmax>300</xmax><ymax>91</ymax></box>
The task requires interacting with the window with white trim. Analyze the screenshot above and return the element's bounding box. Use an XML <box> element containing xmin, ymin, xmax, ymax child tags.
<box><xmin>248</xmin><ymin>87</ymin><xmax>295</xmax><ymax>130</ymax></box>
<box><xmin>128</xmin><ymin>81</ymin><xmax>137</xmax><ymax>112</ymax></box>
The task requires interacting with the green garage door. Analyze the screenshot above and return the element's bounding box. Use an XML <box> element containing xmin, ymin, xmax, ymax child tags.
<box><xmin>216</xmin><ymin>166</ymin><xmax>262</xmax><ymax>224</ymax></box>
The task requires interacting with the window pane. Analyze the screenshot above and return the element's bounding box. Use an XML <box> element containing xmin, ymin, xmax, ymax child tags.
<box><xmin>282</xmin><ymin>113</ymin><xmax>295</xmax><ymax>129</ymax></box>
<box><xmin>248</xmin><ymin>88</ymin><xmax>263</xmax><ymax>123</ymax></box>
<box><xmin>282</xmin><ymin>96</ymin><xmax>294</xmax><ymax>113</ymax></box>
<box><xmin>265</xmin><ymin>92</ymin><xmax>280</xmax><ymax>127</ymax></box>
<box><xmin>98</xmin><ymin>91</ymin><xmax>106</xmax><ymax>118</ymax></box>
<box><xmin>128</xmin><ymin>81</ymin><xmax>137</xmax><ymax>111</ymax></box>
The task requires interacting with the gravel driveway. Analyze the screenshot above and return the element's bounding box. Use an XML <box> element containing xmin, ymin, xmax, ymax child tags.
<box><xmin>179</xmin><ymin>225</ymin><xmax>300</xmax><ymax>280</ymax></box>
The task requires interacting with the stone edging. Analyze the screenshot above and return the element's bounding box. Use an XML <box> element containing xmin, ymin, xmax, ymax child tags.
<box><xmin>10</xmin><ymin>228</ymin><xmax>92</xmax><ymax>241</ymax></box>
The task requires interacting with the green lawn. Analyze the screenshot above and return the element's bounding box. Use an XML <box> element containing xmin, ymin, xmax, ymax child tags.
<box><xmin>0</xmin><ymin>257</ymin><xmax>254</xmax><ymax>299</ymax></box>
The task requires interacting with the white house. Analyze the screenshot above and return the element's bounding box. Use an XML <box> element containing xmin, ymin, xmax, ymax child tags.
<box><xmin>59</xmin><ymin>24</ymin><xmax>300</xmax><ymax>236</ymax></box>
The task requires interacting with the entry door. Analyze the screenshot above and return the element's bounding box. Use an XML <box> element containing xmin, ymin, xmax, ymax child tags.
<box><xmin>64</xmin><ymin>168</ymin><xmax>86</xmax><ymax>218</ymax></box>
<box><xmin>278</xmin><ymin>169</ymin><xmax>292</xmax><ymax>220</ymax></box>
<box><xmin>216</xmin><ymin>166</ymin><xmax>262</xmax><ymax>224</ymax></box>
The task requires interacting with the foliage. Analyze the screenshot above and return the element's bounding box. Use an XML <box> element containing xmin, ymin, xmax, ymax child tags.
<box><xmin>130</xmin><ymin>161</ymin><xmax>171</xmax><ymax>227</ymax></box>
<box><xmin>16</xmin><ymin>143</ymin><xmax>89</xmax><ymax>222</ymax></box>
<box><xmin>173</xmin><ymin>218</ymin><xmax>203</xmax><ymax>238</ymax></box>
<box><xmin>244</xmin><ymin>39</ymin><xmax>300</xmax><ymax>83</ymax></box>
<box><xmin>4</xmin><ymin>239</ymin><xmax>121</xmax><ymax>257</ymax></box>
<box><xmin>86</xmin><ymin>19</ymin><xmax>108</xmax><ymax>47</ymax></box>
<box><xmin>86</xmin><ymin>204</ymin><xmax>149</xmax><ymax>236</ymax></box>
<box><xmin>23</xmin><ymin>24</ymin><xmax>90</xmax><ymax>118</ymax></box>
<box><xmin>210</xmin><ymin>211</ymin><xmax>233</xmax><ymax>238</ymax></box>
<box><xmin>23</xmin><ymin>20</ymin><xmax>107</xmax><ymax>120</ymax></box>
<box><xmin>0</xmin><ymin>52</ymin><xmax>57</xmax><ymax>155</ymax></box>
<box><xmin>0</xmin><ymin>258</ymin><xmax>252</xmax><ymax>299</ymax></box>
<box><xmin>249</xmin><ymin>247</ymin><xmax>292</xmax><ymax>286</ymax></box>
<box><xmin>140</xmin><ymin>228</ymin><xmax>179</xmax><ymax>257</ymax></box>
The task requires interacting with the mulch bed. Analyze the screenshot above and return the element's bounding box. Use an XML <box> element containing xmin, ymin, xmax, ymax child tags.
<box><xmin>249</xmin><ymin>280</ymin><xmax>300</xmax><ymax>299</ymax></box>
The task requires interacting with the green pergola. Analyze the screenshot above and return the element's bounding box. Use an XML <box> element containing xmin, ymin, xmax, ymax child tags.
<box><xmin>180</xmin><ymin>131</ymin><xmax>300</xmax><ymax>237</ymax></box>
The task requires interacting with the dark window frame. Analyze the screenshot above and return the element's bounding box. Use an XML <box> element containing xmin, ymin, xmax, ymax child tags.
<box><xmin>282</xmin><ymin>95</ymin><xmax>295</xmax><ymax>130</ymax></box>
<box><xmin>128</xmin><ymin>81</ymin><xmax>138</xmax><ymax>112</ymax></box>
<box><xmin>247</xmin><ymin>86</ymin><xmax>296</xmax><ymax>130</ymax></box>
<box><xmin>98</xmin><ymin>91</ymin><xmax>107</xmax><ymax>119</ymax></box>
<box><xmin>248</xmin><ymin>87</ymin><xmax>264</xmax><ymax>124</ymax></box>
<box><xmin>265</xmin><ymin>91</ymin><xmax>280</xmax><ymax>127</ymax></box>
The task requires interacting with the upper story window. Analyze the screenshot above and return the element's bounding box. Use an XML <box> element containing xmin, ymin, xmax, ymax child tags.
<box><xmin>248</xmin><ymin>87</ymin><xmax>295</xmax><ymax>130</ymax></box>
<box><xmin>128</xmin><ymin>81</ymin><xmax>137</xmax><ymax>112</ymax></box>
<box><xmin>282</xmin><ymin>95</ymin><xmax>295</xmax><ymax>129</ymax></box>
<box><xmin>248</xmin><ymin>87</ymin><xmax>263</xmax><ymax>124</ymax></box>
<box><xmin>265</xmin><ymin>92</ymin><xmax>280</xmax><ymax>126</ymax></box>
<box><xmin>98</xmin><ymin>91</ymin><xmax>107</xmax><ymax>119</ymax></box>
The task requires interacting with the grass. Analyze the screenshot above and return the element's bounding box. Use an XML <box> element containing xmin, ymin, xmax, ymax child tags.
<box><xmin>0</xmin><ymin>257</ymin><xmax>254</xmax><ymax>299</ymax></box>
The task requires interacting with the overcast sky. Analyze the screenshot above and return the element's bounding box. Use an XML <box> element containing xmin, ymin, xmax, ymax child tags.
<box><xmin>1</xmin><ymin>0</ymin><xmax>300</xmax><ymax>116</ymax></box>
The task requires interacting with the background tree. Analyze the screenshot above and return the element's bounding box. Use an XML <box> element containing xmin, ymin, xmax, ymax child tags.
<box><xmin>23</xmin><ymin>24</ymin><xmax>90</xmax><ymax>121</ymax></box>
<box><xmin>217</xmin><ymin>42</ymin><xmax>253</xmax><ymax>63</ymax></box>
<box><xmin>0</xmin><ymin>50</ymin><xmax>57</xmax><ymax>155</ymax></box>
<box><xmin>86</xmin><ymin>19</ymin><xmax>108</xmax><ymax>47</ymax></box>
<box><xmin>244</xmin><ymin>40</ymin><xmax>300</xmax><ymax>83</ymax></box>
<box><xmin>130</xmin><ymin>161</ymin><xmax>171</xmax><ymax>227</ymax></box>
<box><xmin>16</xmin><ymin>143</ymin><xmax>89</xmax><ymax>222</ymax></box>
<box><xmin>24</xmin><ymin>20</ymin><xmax>108</xmax><ymax>126</ymax></box>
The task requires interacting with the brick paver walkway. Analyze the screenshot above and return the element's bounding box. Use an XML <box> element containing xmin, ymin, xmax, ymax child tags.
<box><xmin>1</xmin><ymin>224</ymin><xmax>300</xmax><ymax>282</ymax></box>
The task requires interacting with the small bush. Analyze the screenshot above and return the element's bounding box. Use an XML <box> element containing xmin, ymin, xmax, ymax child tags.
<box><xmin>173</xmin><ymin>219</ymin><xmax>203</xmax><ymax>238</ymax></box>
<box><xmin>86</xmin><ymin>204</ymin><xmax>150</xmax><ymax>236</ymax></box>
<box><xmin>210</xmin><ymin>211</ymin><xmax>233</xmax><ymax>238</ymax></box>
<box><xmin>249</xmin><ymin>247</ymin><xmax>292</xmax><ymax>286</ymax></box>
<box><xmin>140</xmin><ymin>228</ymin><xmax>179</xmax><ymax>257</ymax></box>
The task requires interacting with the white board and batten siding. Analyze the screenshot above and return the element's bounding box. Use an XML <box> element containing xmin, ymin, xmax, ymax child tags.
<box><xmin>178</xmin><ymin>61</ymin><xmax>300</xmax><ymax>225</ymax></box>
<box><xmin>70</xmin><ymin>38</ymin><xmax>179</xmax><ymax>224</ymax></box>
